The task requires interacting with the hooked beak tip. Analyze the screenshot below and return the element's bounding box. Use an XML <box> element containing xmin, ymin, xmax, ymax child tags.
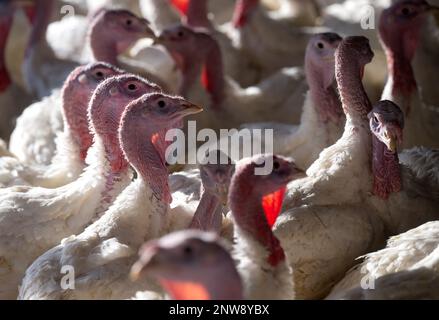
<box><xmin>181</xmin><ymin>102</ymin><xmax>203</xmax><ymax>115</ymax></box>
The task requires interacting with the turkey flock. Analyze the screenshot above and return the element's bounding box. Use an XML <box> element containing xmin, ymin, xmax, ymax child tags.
<box><xmin>0</xmin><ymin>0</ymin><xmax>438</xmax><ymax>300</ymax></box>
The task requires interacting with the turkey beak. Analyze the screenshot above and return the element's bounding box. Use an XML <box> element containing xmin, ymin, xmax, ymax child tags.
<box><xmin>141</xmin><ymin>20</ymin><xmax>156</xmax><ymax>39</ymax></box>
<box><xmin>130</xmin><ymin>243</ymin><xmax>160</xmax><ymax>281</ymax></box>
<box><xmin>153</xmin><ymin>34</ymin><xmax>166</xmax><ymax>45</ymax></box>
<box><xmin>381</xmin><ymin>124</ymin><xmax>402</xmax><ymax>153</ymax></box>
<box><xmin>177</xmin><ymin>101</ymin><xmax>204</xmax><ymax>117</ymax></box>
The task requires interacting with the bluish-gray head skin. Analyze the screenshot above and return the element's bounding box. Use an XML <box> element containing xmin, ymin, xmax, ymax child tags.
<box><xmin>199</xmin><ymin>150</ymin><xmax>235</xmax><ymax>205</ymax></box>
<box><xmin>368</xmin><ymin>100</ymin><xmax>405</xmax><ymax>152</ymax></box>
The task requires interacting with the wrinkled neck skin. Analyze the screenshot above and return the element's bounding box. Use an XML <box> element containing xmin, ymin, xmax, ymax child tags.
<box><xmin>306</xmin><ymin>65</ymin><xmax>343</xmax><ymax>125</ymax></box>
<box><xmin>0</xmin><ymin>13</ymin><xmax>13</xmax><ymax>92</ymax></box>
<box><xmin>83</xmin><ymin>136</ymin><xmax>131</xmax><ymax>217</ymax></box>
<box><xmin>336</xmin><ymin>58</ymin><xmax>371</xmax><ymax>127</ymax></box>
<box><xmin>372</xmin><ymin>135</ymin><xmax>401</xmax><ymax>199</ymax></box>
<box><xmin>186</xmin><ymin>0</ymin><xmax>212</xmax><ymax>29</ymax></box>
<box><xmin>189</xmin><ymin>186</ymin><xmax>222</xmax><ymax>232</ymax></box>
<box><xmin>230</xmin><ymin>184</ymin><xmax>285</xmax><ymax>268</ymax></box>
<box><xmin>121</xmin><ymin>124</ymin><xmax>171</xmax><ymax>205</ymax></box>
<box><xmin>62</xmin><ymin>89</ymin><xmax>94</xmax><ymax>162</ymax></box>
<box><xmin>89</xmin><ymin>98</ymin><xmax>132</xmax><ymax>215</ymax></box>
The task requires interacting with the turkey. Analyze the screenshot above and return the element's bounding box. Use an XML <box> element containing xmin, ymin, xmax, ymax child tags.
<box><xmin>0</xmin><ymin>62</ymin><xmax>124</xmax><ymax>188</ymax></box>
<box><xmin>157</xmin><ymin>24</ymin><xmax>307</xmax><ymax>130</ymax></box>
<box><xmin>166</xmin><ymin>0</ymin><xmax>262</xmax><ymax>87</ymax></box>
<box><xmin>366</xmin><ymin>101</ymin><xmax>439</xmax><ymax>232</ymax></box>
<box><xmin>229</xmin><ymin>154</ymin><xmax>304</xmax><ymax>299</ymax></box>
<box><xmin>379</xmin><ymin>0</ymin><xmax>439</xmax><ymax>148</ymax></box>
<box><xmin>22</xmin><ymin>0</ymin><xmax>79</xmax><ymax>99</ymax></box>
<box><xmin>132</xmin><ymin>154</ymin><xmax>305</xmax><ymax>300</ymax></box>
<box><xmin>321</xmin><ymin>0</ymin><xmax>391</xmax><ymax>103</ymax></box>
<box><xmin>130</xmin><ymin>230</ymin><xmax>243</xmax><ymax>300</ymax></box>
<box><xmin>235</xmin><ymin>32</ymin><xmax>344</xmax><ymax>170</ymax></box>
<box><xmin>410</xmin><ymin>0</ymin><xmax>439</xmax><ymax>123</ymax></box>
<box><xmin>9</xmin><ymin>8</ymin><xmax>157</xmax><ymax>166</ymax></box>
<box><xmin>327</xmin><ymin>221</ymin><xmax>439</xmax><ymax>299</ymax></box>
<box><xmin>0</xmin><ymin>0</ymin><xmax>34</xmax><ymax>140</ymax></box>
<box><xmin>171</xmin><ymin>149</ymin><xmax>235</xmax><ymax>236</ymax></box>
<box><xmin>140</xmin><ymin>0</ymin><xmax>237</xmax><ymax>32</ymax></box>
<box><xmin>273</xmin><ymin>36</ymin><xmax>387</xmax><ymax>299</ymax></box>
<box><xmin>228</xmin><ymin>0</ymin><xmax>326</xmax><ymax>81</ymax></box>
<box><xmin>0</xmin><ymin>74</ymin><xmax>159</xmax><ymax>299</ymax></box>
<box><xmin>19</xmin><ymin>93</ymin><xmax>202</xmax><ymax>300</ymax></box>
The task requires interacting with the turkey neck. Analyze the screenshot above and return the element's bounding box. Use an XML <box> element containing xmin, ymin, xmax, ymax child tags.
<box><xmin>90</xmin><ymin>97</ymin><xmax>129</xmax><ymax>174</ymax></box>
<box><xmin>189</xmin><ymin>186</ymin><xmax>222</xmax><ymax>232</ymax></box>
<box><xmin>371</xmin><ymin>135</ymin><xmax>401</xmax><ymax>199</ymax></box>
<box><xmin>120</xmin><ymin>124</ymin><xmax>171</xmax><ymax>205</ymax></box>
<box><xmin>306</xmin><ymin>64</ymin><xmax>343</xmax><ymax>124</ymax></box>
<box><xmin>232</xmin><ymin>0</ymin><xmax>259</xmax><ymax>28</ymax></box>
<box><xmin>183</xmin><ymin>33</ymin><xmax>225</xmax><ymax>108</ymax></box>
<box><xmin>186</xmin><ymin>0</ymin><xmax>212</xmax><ymax>29</ymax></box>
<box><xmin>61</xmin><ymin>78</ymin><xmax>94</xmax><ymax>162</ymax></box>
<box><xmin>89</xmin><ymin>27</ymin><xmax>119</xmax><ymax>66</ymax></box>
<box><xmin>26</xmin><ymin>0</ymin><xmax>54</xmax><ymax>53</ymax></box>
<box><xmin>229</xmin><ymin>178</ymin><xmax>285</xmax><ymax>268</ymax></box>
<box><xmin>0</xmin><ymin>13</ymin><xmax>13</xmax><ymax>91</ymax></box>
<box><xmin>336</xmin><ymin>56</ymin><xmax>371</xmax><ymax>125</ymax></box>
<box><xmin>381</xmin><ymin>38</ymin><xmax>418</xmax><ymax>116</ymax></box>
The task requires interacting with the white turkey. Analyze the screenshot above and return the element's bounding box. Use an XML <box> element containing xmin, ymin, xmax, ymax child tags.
<box><xmin>19</xmin><ymin>92</ymin><xmax>202</xmax><ymax>300</ymax></box>
<box><xmin>379</xmin><ymin>0</ymin><xmax>439</xmax><ymax>148</ymax></box>
<box><xmin>0</xmin><ymin>62</ymin><xmax>123</xmax><ymax>188</ymax></box>
<box><xmin>9</xmin><ymin>8</ymin><xmax>157</xmax><ymax>166</ymax></box>
<box><xmin>0</xmin><ymin>74</ymin><xmax>159</xmax><ymax>299</ymax></box>
<box><xmin>327</xmin><ymin>220</ymin><xmax>439</xmax><ymax>299</ymax></box>
<box><xmin>232</xmin><ymin>32</ymin><xmax>344</xmax><ymax>170</ymax></box>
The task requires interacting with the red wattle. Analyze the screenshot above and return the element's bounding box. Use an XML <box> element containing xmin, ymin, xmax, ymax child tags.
<box><xmin>160</xmin><ymin>279</ymin><xmax>210</xmax><ymax>300</ymax></box>
<box><xmin>170</xmin><ymin>0</ymin><xmax>190</xmax><ymax>16</ymax></box>
<box><xmin>261</xmin><ymin>186</ymin><xmax>286</xmax><ymax>228</ymax></box>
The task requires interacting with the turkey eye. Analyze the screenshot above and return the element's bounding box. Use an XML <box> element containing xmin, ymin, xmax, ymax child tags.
<box><xmin>177</xmin><ymin>31</ymin><xmax>184</xmax><ymax>37</ymax></box>
<box><xmin>401</xmin><ymin>7</ymin><xmax>410</xmax><ymax>15</ymax></box>
<box><xmin>95</xmin><ymin>71</ymin><xmax>104</xmax><ymax>78</ymax></box>
<box><xmin>126</xmin><ymin>19</ymin><xmax>132</xmax><ymax>26</ymax></box>
<box><xmin>273</xmin><ymin>161</ymin><xmax>280</xmax><ymax>170</ymax></box>
<box><xmin>373</xmin><ymin>116</ymin><xmax>379</xmax><ymax>123</ymax></box>
<box><xmin>317</xmin><ymin>42</ymin><xmax>324</xmax><ymax>49</ymax></box>
<box><xmin>128</xmin><ymin>83</ymin><xmax>137</xmax><ymax>91</ymax></box>
<box><xmin>158</xmin><ymin>100</ymin><xmax>166</xmax><ymax>108</ymax></box>
<box><xmin>183</xmin><ymin>246</ymin><xmax>193</xmax><ymax>256</ymax></box>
